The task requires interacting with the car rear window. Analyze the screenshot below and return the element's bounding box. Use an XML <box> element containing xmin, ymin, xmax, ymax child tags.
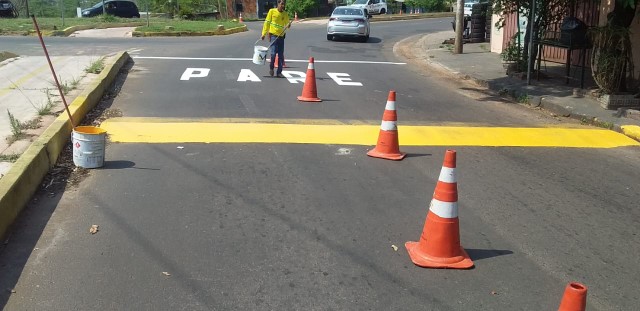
<box><xmin>119</xmin><ymin>1</ymin><xmax>132</xmax><ymax>7</ymax></box>
<box><xmin>333</xmin><ymin>8</ymin><xmax>362</xmax><ymax>15</ymax></box>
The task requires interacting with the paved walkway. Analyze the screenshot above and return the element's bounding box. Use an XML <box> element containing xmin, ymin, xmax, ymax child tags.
<box><xmin>409</xmin><ymin>31</ymin><xmax>640</xmax><ymax>135</ymax></box>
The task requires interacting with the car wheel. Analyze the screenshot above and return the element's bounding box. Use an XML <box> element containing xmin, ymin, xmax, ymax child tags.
<box><xmin>327</xmin><ymin>34</ymin><xmax>332</xmax><ymax>41</ymax></box>
<box><xmin>363</xmin><ymin>9</ymin><xmax>368</xmax><ymax>16</ymax></box>
<box><xmin>380</xmin><ymin>8</ymin><xmax>386</xmax><ymax>14</ymax></box>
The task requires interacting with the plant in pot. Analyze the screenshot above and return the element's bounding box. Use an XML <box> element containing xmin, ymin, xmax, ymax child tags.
<box><xmin>500</xmin><ymin>37</ymin><xmax>524</xmax><ymax>75</ymax></box>
<box><xmin>589</xmin><ymin>0</ymin><xmax>639</xmax><ymax>110</ymax></box>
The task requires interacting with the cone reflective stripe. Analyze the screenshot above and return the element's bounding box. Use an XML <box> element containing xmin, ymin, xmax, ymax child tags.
<box><xmin>367</xmin><ymin>91</ymin><xmax>406</xmax><ymax>160</ymax></box>
<box><xmin>297</xmin><ymin>57</ymin><xmax>321</xmax><ymax>102</ymax></box>
<box><xmin>558</xmin><ymin>282</ymin><xmax>587</xmax><ymax>311</ymax></box>
<box><xmin>405</xmin><ymin>150</ymin><xmax>474</xmax><ymax>269</ymax></box>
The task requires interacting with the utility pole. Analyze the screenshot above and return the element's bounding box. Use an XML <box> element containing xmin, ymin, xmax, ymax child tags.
<box><xmin>454</xmin><ymin>0</ymin><xmax>464</xmax><ymax>54</ymax></box>
<box><xmin>526</xmin><ymin>0</ymin><xmax>535</xmax><ymax>85</ymax></box>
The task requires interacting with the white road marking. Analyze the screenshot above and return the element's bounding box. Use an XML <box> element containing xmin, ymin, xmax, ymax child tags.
<box><xmin>237</xmin><ymin>69</ymin><xmax>261</xmax><ymax>82</ymax></box>
<box><xmin>180</xmin><ymin>68</ymin><xmax>210</xmax><ymax>80</ymax></box>
<box><xmin>327</xmin><ymin>72</ymin><xmax>363</xmax><ymax>86</ymax></box>
<box><xmin>282</xmin><ymin>71</ymin><xmax>306</xmax><ymax>84</ymax></box>
<box><xmin>134</xmin><ymin>56</ymin><xmax>405</xmax><ymax>65</ymax></box>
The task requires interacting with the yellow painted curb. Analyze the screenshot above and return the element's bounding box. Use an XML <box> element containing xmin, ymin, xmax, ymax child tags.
<box><xmin>0</xmin><ymin>51</ymin><xmax>131</xmax><ymax>241</ymax></box>
<box><xmin>621</xmin><ymin>125</ymin><xmax>640</xmax><ymax>141</ymax></box>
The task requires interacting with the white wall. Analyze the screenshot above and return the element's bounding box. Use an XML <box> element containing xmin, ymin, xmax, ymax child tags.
<box><xmin>490</xmin><ymin>13</ymin><xmax>504</xmax><ymax>53</ymax></box>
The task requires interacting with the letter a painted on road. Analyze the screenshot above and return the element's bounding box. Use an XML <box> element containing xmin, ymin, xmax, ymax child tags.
<box><xmin>237</xmin><ymin>69</ymin><xmax>261</xmax><ymax>82</ymax></box>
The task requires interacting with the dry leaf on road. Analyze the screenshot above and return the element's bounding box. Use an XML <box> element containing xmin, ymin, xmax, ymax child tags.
<box><xmin>162</xmin><ymin>272</ymin><xmax>171</xmax><ymax>276</ymax></box>
<box><xmin>89</xmin><ymin>225</ymin><xmax>99</xmax><ymax>234</ymax></box>
<box><xmin>391</xmin><ymin>245</ymin><xmax>398</xmax><ymax>251</ymax></box>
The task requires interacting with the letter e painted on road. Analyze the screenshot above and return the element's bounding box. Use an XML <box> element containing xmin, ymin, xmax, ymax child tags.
<box><xmin>282</xmin><ymin>71</ymin><xmax>306</xmax><ymax>84</ymax></box>
<box><xmin>238</xmin><ymin>69</ymin><xmax>261</xmax><ymax>82</ymax></box>
<box><xmin>327</xmin><ymin>72</ymin><xmax>362</xmax><ymax>86</ymax></box>
<box><xmin>180</xmin><ymin>68</ymin><xmax>210</xmax><ymax>81</ymax></box>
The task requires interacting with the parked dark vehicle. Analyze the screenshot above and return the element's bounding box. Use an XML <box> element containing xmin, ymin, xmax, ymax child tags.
<box><xmin>82</xmin><ymin>0</ymin><xmax>140</xmax><ymax>18</ymax></box>
<box><xmin>0</xmin><ymin>0</ymin><xmax>18</xmax><ymax>18</ymax></box>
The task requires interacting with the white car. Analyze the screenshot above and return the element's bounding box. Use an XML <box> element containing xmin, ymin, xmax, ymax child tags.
<box><xmin>351</xmin><ymin>0</ymin><xmax>387</xmax><ymax>15</ymax></box>
<box><xmin>327</xmin><ymin>6</ymin><xmax>371</xmax><ymax>42</ymax></box>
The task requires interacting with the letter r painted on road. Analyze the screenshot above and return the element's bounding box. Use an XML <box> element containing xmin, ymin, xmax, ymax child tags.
<box><xmin>282</xmin><ymin>71</ymin><xmax>306</xmax><ymax>84</ymax></box>
<box><xmin>180</xmin><ymin>68</ymin><xmax>210</xmax><ymax>81</ymax></box>
<box><xmin>327</xmin><ymin>73</ymin><xmax>362</xmax><ymax>86</ymax></box>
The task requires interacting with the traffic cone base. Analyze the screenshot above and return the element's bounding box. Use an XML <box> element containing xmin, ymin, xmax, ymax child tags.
<box><xmin>297</xmin><ymin>95</ymin><xmax>322</xmax><ymax>102</ymax></box>
<box><xmin>405</xmin><ymin>241</ymin><xmax>473</xmax><ymax>269</ymax></box>
<box><xmin>367</xmin><ymin>147</ymin><xmax>405</xmax><ymax>160</ymax></box>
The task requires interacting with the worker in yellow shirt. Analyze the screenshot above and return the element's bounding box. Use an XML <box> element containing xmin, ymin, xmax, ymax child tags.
<box><xmin>261</xmin><ymin>0</ymin><xmax>292</xmax><ymax>78</ymax></box>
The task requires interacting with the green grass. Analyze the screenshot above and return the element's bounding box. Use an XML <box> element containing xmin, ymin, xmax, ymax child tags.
<box><xmin>0</xmin><ymin>153</ymin><xmax>21</xmax><ymax>162</ymax></box>
<box><xmin>135</xmin><ymin>20</ymin><xmax>241</xmax><ymax>33</ymax></box>
<box><xmin>0</xmin><ymin>17</ymin><xmax>241</xmax><ymax>35</ymax></box>
<box><xmin>85</xmin><ymin>57</ymin><xmax>105</xmax><ymax>74</ymax></box>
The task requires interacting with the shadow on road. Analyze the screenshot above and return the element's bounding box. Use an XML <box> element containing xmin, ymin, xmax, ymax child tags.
<box><xmin>466</xmin><ymin>248</ymin><xmax>514</xmax><ymax>261</ymax></box>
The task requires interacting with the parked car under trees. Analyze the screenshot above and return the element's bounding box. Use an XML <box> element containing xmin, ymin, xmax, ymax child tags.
<box><xmin>0</xmin><ymin>0</ymin><xmax>18</xmax><ymax>18</ymax></box>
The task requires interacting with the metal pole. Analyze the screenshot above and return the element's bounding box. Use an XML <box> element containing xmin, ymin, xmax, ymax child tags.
<box><xmin>31</xmin><ymin>15</ymin><xmax>75</xmax><ymax>127</ymax></box>
<box><xmin>60</xmin><ymin>0</ymin><xmax>65</xmax><ymax>26</ymax></box>
<box><xmin>454</xmin><ymin>0</ymin><xmax>464</xmax><ymax>54</ymax></box>
<box><xmin>526</xmin><ymin>0</ymin><xmax>535</xmax><ymax>84</ymax></box>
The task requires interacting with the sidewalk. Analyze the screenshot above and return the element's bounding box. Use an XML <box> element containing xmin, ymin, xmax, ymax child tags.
<box><xmin>404</xmin><ymin>30</ymin><xmax>640</xmax><ymax>140</ymax></box>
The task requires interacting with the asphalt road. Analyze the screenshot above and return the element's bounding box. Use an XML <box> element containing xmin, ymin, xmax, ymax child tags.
<box><xmin>1</xmin><ymin>18</ymin><xmax>639</xmax><ymax>310</ymax></box>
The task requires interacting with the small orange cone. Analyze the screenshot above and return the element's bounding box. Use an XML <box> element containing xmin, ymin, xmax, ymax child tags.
<box><xmin>367</xmin><ymin>90</ymin><xmax>406</xmax><ymax>160</ymax></box>
<box><xmin>239</xmin><ymin>13</ymin><xmax>243</xmax><ymax>23</ymax></box>
<box><xmin>405</xmin><ymin>150</ymin><xmax>474</xmax><ymax>269</ymax></box>
<box><xmin>272</xmin><ymin>54</ymin><xmax>287</xmax><ymax>68</ymax></box>
<box><xmin>558</xmin><ymin>282</ymin><xmax>587</xmax><ymax>311</ymax></box>
<box><xmin>297</xmin><ymin>57</ymin><xmax>321</xmax><ymax>102</ymax></box>
<box><xmin>295</xmin><ymin>12</ymin><xmax>299</xmax><ymax>22</ymax></box>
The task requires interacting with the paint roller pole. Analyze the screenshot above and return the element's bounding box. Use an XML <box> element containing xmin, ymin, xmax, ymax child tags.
<box><xmin>31</xmin><ymin>15</ymin><xmax>75</xmax><ymax>127</ymax></box>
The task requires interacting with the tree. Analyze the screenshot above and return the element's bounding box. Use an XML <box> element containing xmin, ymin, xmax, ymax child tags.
<box><xmin>286</xmin><ymin>0</ymin><xmax>316</xmax><ymax>18</ymax></box>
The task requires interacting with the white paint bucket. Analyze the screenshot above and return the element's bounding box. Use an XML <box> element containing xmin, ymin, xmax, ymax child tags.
<box><xmin>253</xmin><ymin>45</ymin><xmax>269</xmax><ymax>65</ymax></box>
<box><xmin>72</xmin><ymin>126</ymin><xmax>107</xmax><ymax>168</ymax></box>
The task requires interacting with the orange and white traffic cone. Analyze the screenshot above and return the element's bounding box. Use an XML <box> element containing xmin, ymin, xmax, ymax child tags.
<box><xmin>558</xmin><ymin>282</ymin><xmax>588</xmax><ymax>311</ymax></box>
<box><xmin>405</xmin><ymin>150</ymin><xmax>474</xmax><ymax>269</ymax></box>
<box><xmin>239</xmin><ymin>13</ymin><xmax>243</xmax><ymax>23</ymax></box>
<box><xmin>297</xmin><ymin>57</ymin><xmax>321</xmax><ymax>102</ymax></box>
<box><xmin>367</xmin><ymin>90</ymin><xmax>405</xmax><ymax>160</ymax></box>
<box><xmin>273</xmin><ymin>54</ymin><xmax>287</xmax><ymax>68</ymax></box>
<box><xmin>295</xmin><ymin>12</ymin><xmax>299</xmax><ymax>22</ymax></box>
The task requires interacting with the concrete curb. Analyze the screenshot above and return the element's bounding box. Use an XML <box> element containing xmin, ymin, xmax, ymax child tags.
<box><xmin>57</xmin><ymin>22</ymin><xmax>146</xmax><ymax>37</ymax></box>
<box><xmin>0</xmin><ymin>51</ymin><xmax>131</xmax><ymax>241</ymax></box>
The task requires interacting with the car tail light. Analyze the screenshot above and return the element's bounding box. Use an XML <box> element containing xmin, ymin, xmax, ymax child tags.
<box><xmin>355</xmin><ymin>18</ymin><xmax>365</xmax><ymax>24</ymax></box>
<box><xmin>329</xmin><ymin>17</ymin><xmax>336</xmax><ymax>21</ymax></box>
